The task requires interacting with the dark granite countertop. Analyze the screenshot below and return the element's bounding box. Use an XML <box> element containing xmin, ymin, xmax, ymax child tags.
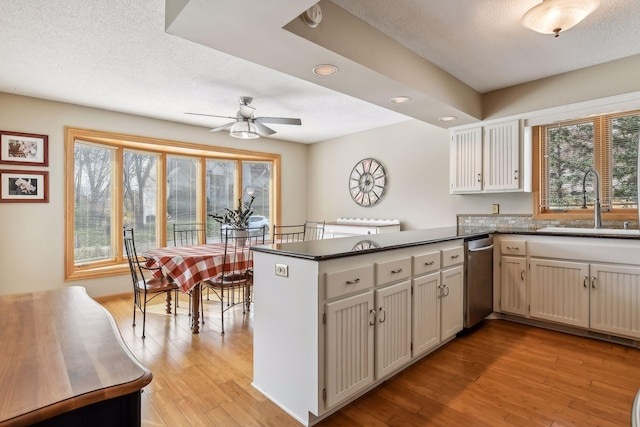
<box><xmin>252</xmin><ymin>226</ymin><xmax>490</xmax><ymax>261</ymax></box>
<box><xmin>253</xmin><ymin>226</ymin><xmax>640</xmax><ymax>261</ymax></box>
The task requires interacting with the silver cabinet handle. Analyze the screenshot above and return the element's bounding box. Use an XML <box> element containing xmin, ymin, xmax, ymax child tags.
<box><xmin>369</xmin><ymin>309</ymin><xmax>376</xmax><ymax>326</ymax></box>
<box><xmin>520</xmin><ymin>269</ymin><xmax>525</xmax><ymax>281</ymax></box>
<box><xmin>378</xmin><ymin>307</ymin><xmax>386</xmax><ymax>323</ymax></box>
<box><xmin>346</xmin><ymin>278</ymin><xmax>360</xmax><ymax>285</ymax></box>
<box><xmin>583</xmin><ymin>276</ymin><xmax>588</xmax><ymax>288</ymax></box>
<box><xmin>442</xmin><ymin>284</ymin><xmax>450</xmax><ymax>297</ymax></box>
<box><xmin>437</xmin><ymin>284</ymin><xmax>443</xmax><ymax>298</ymax></box>
<box><xmin>391</xmin><ymin>268</ymin><xmax>403</xmax><ymax>274</ymax></box>
<box><xmin>477</xmin><ymin>173</ymin><xmax>482</xmax><ymax>183</ymax></box>
<box><xmin>514</xmin><ymin>169</ymin><xmax>519</xmax><ymax>180</ymax></box>
<box><xmin>591</xmin><ymin>276</ymin><xmax>596</xmax><ymax>289</ymax></box>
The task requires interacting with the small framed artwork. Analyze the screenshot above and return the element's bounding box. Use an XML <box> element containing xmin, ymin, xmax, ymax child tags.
<box><xmin>0</xmin><ymin>169</ymin><xmax>49</xmax><ymax>203</ymax></box>
<box><xmin>0</xmin><ymin>130</ymin><xmax>49</xmax><ymax>166</ymax></box>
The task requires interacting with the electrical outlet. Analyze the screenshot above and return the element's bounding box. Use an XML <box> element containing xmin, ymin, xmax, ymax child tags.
<box><xmin>275</xmin><ymin>263</ymin><xmax>289</xmax><ymax>277</ymax></box>
<box><xmin>492</xmin><ymin>204</ymin><xmax>500</xmax><ymax>214</ymax></box>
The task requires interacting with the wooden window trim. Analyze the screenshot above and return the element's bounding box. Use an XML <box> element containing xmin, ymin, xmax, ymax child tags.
<box><xmin>533</xmin><ymin>111</ymin><xmax>639</xmax><ymax>221</ymax></box>
<box><xmin>64</xmin><ymin>127</ymin><xmax>281</xmax><ymax>281</ymax></box>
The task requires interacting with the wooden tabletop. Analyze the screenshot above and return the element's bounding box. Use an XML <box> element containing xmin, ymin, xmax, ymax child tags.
<box><xmin>0</xmin><ymin>286</ymin><xmax>152</xmax><ymax>426</ymax></box>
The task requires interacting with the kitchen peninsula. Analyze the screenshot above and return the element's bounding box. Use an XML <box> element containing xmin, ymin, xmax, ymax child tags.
<box><xmin>251</xmin><ymin>227</ymin><xmax>484</xmax><ymax>426</ymax></box>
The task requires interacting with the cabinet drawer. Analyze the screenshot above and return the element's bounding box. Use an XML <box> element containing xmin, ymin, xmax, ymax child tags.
<box><xmin>412</xmin><ymin>251</ymin><xmax>441</xmax><ymax>276</ymax></box>
<box><xmin>375</xmin><ymin>257</ymin><xmax>411</xmax><ymax>285</ymax></box>
<box><xmin>325</xmin><ymin>265</ymin><xmax>374</xmax><ymax>300</ymax></box>
<box><xmin>442</xmin><ymin>247</ymin><xmax>464</xmax><ymax>268</ymax></box>
<box><xmin>501</xmin><ymin>240</ymin><xmax>526</xmax><ymax>256</ymax></box>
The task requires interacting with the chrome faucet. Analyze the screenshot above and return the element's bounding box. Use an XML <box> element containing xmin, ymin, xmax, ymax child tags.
<box><xmin>581</xmin><ymin>168</ymin><xmax>602</xmax><ymax>229</ymax></box>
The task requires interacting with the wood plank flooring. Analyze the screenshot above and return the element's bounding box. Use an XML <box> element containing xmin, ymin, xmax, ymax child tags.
<box><xmin>96</xmin><ymin>293</ymin><xmax>640</xmax><ymax>426</ymax></box>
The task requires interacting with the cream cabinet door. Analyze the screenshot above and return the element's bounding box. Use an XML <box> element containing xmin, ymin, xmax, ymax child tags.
<box><xmin>450</xmin><ymin>127</ymin><xmax>482</xmax><ymax>193</ymax></box>
<box><xmin>440</xmin><ymin>265</ymin><xmax>464</xmax><ymax>341</ymax></box>
<box><xmin>375</xmin><ymin>280</ymin><xmax>412</xmax><ymax>379</ymax></box>
<box><xmin>483</xmin><ymin>120</ymin><xmax>520</xmax><ymax>191</ymax></box>
<box><xmin>500</xmin><ymin>256</ymin><xmax>528</xmax><ymax>316</ymax></box>
<box><xmin>325</xmin><ymin>291</ymin><xmax>375</xmax><ymax>409</ymax></box>
<box><xmin>412</xmin><ymin>272</ymin><xmax>441</xmax><ymax>357</ymax></box>
<box><xmin>530</xmin><ymin>259</ymin><xmax>589</xmax><ymax>328</ymax></box>
<box><xmin>590</xmin><ymin>263</ymin><xmax>640</xmax><ymax>339</ymax></box>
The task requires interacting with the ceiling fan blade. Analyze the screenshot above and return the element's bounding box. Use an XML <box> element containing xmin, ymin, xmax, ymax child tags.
<box><xmin>255</xmin><ymin>117</ymin><xmax>302</xmax><ymax>126</ymax></box>
<box><xmin>185</xmin><ymin>112</ymin><xmax>236</xmax><ymax>120</ymax></box>
<box><xmin>209</xmin><ymin>122</ymin><xmax>235</xmax><ymax>132</ymax></box>
<box><xmin>254</xmin><ymin>121</ymin><xmax>276</xmax><ymax>136</ymax></box>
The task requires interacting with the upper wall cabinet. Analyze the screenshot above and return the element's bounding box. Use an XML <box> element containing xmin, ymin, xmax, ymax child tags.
<box><xmin>450</xmin><ymin>120</ymin><xmax>526</xmax><ymax>194</ymax></box>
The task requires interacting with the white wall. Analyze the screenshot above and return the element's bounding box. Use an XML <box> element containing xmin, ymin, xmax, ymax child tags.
<box><xmin>0</xmin><ymin>92</ymin><xmax>308</xmax><ymax>297</ymax></box>
<box><xmin>308</xmin><ymin>119</ymin><xmax>532</xmax><ymax>230</ymax></box>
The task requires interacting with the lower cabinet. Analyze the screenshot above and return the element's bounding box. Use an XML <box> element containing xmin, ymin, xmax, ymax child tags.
<box><xmin>324</xmin><ymin>279</ymin><xmax>412</xmax><ymax>408</ymax></box>
<box><xmin>412</xmin><ymin>265</ymin><xmax>464</xmax><ymax>358</ymax></box>
<box><xmin>525</xmin><ymin>255</ymin><xmax>640</xmax><ymax>339</ymax></box>
<box><xmin>529</xmin><ymin>258</ymin><xmax>589</xmax><ymax>328</ymax></box>
<box><xmin>324</xmin><ymin>291</ymin><xmax>375</xmax><ymax>409</ymax></box>
<box><xmin>500</xmin><ymin>256</ymin><xmax>528</xmax><ymax>316</ymax></box>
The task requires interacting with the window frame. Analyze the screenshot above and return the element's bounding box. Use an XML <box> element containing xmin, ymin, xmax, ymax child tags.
<box><xmin>64</xmin><ymin>127</ymin><xmax>281</xmax><ymax>281</ymax></box>
<box><xmin>533</xmin><ymin>110</ymin><xmax>639</xmax><ymax>221</ymax></box>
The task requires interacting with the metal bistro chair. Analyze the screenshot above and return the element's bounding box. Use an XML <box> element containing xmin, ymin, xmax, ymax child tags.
<box><xmin>172</xmin><ymin>222</ymin><xmax>206</xmax><ymax>246</ymax></box>
<box><xmin>272</xmin><ymin>223</ymin><xmax>306</xmax><ymax>243</ymax></box>
<box><xmin>123</xmin><ymin>227</ymin><xmax>179</xmax><ymax>339</ymax></box>
<box><xmin>202</xmin><ymin>225</ymin><xmax>266</xmax><ymax>334</ymax></box>
<box><xmin>171</xmin><ymin>222</ymin><xmax>207</xmax><ymax>315</ymax></box>
<box><xmin>304</xmin><ymin>220</ymin><xmax>326</xmax><ymax>241</ymax></box>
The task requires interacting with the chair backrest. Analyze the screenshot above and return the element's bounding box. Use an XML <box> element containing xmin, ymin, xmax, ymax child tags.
<box><xmin>272</xmin><ymin>223</ymin><xmax>305</xmax><ymax>243</ymax></box>
<box><xmin>219</xmin><ymin>225</ymin><xmax>266</xmax><ymax>278</ymax></box>
<box><xmin>123</xmin><ymin>227</ymin><xmax>146</xmax><ymax>288</ymax></box>
<box><xmin>304</xmin><ymin>220</ymin><xmax>326</xmax><ymax>241</ymax></box>
<box><xmin>172</xmin><ymin>222</ymin><xmax>205</xmax><ymax>246</ymax></box>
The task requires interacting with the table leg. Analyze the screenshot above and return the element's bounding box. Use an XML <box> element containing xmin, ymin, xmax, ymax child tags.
<box><xmin>165</xmin><ymin>290</ymin><xmax>172</xmax><ymax>314</ymax></box>
<box><xmin>191</xmin><ymin>284</ymin><xmax>200</xmax><ymax>334</ymax></box>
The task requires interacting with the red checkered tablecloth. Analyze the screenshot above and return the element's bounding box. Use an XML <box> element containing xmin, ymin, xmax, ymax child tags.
<box><xmin>143</xmin><ymin>244</ymin><xmax>252</xmax><ymax>292</ymax></box>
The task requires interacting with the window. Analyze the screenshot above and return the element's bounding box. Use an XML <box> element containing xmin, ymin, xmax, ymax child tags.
<box><xmin>65</xmin><ymin>127</ymin><xmax>280</xmax><ymax>280</ymax></box>
<box><xmin>535</xmin><ymin>110</ymin><xmax>640</xmax><ymax>218</ymax></box>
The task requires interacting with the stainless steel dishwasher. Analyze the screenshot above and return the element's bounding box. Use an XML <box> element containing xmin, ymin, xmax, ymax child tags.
<box><xmin>464</xmin><ymin>235</ymin><xmax>494</xmax><ymax>328</ymax></box>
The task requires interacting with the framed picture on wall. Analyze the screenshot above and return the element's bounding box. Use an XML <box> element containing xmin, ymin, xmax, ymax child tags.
<box><xmin>0</xmin><ymin>169</ymin><xmax>49</xmax><ymax>203</ymax></box>
<box><xmin>0</xmin><ymin>130</ymin><xmax>49</xmax><ymax>166</ymax></box>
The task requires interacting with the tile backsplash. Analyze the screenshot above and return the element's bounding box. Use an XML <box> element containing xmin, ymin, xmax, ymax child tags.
<box><xmin>457</xmin><ymin>214</ymin><xmax>639</xmax><ymax>234</ymax></box>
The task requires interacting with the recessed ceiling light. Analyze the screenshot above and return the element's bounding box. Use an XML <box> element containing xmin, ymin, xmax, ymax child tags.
<box><xmin>390</xmin><ymin>96</ymin><xmax>411</xmax><ymax>104</ymax></box>
<box><xmin>313</xmin><ymin>64</ymin><xmax>338</xmax><ymax>76</ymax></box>
<box><xmin>439</xmin><ymin>116</ymin><xmax>457</xmax><ymax>122</ymax></box>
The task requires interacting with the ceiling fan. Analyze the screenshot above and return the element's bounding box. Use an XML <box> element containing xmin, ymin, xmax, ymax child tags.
<box><xmin>186</xmin><ymin>96</ymin><xmax>302</xmax><ymax>139</ymax></box>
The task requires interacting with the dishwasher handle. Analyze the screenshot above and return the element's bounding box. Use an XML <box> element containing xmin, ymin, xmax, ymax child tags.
<box><xmin>468</xmin><ymin>244</ymin><xmax>494</xmax><ymax>252</ymax></box>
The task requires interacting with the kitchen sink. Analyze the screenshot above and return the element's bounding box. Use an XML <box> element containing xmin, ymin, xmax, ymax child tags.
<box><xmin>537</xmin><ymin>227</ymin><xmax>640</xmax><ymax>236</ymax></box>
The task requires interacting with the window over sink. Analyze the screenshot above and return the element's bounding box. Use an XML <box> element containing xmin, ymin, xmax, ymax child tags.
<box><xmin>534</xmin><ymin>109</ymin><xmax>640</xmax><ymax>220</ymax></box>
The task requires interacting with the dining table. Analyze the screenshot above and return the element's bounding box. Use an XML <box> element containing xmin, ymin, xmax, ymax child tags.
<box><xmin>143</xmin><ymin>243</ymin><xmax>252</xmax><ymax>333</ymax></box>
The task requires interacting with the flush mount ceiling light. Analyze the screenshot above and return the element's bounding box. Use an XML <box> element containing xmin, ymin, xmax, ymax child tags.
<box><xmin>313</xmin><ymin>64</ymin><xmax>339</xmax><ymax>76</ymax></box>
<box><xmin>439</xmin><ymin>116</ymin><xmax>458</xmax><ymax>122</ymax></box>
<box><xmin>390</xmin><ymin>96</ymin><xmax>411</xmax><ymax>104</ymax></box>
<box><xmin>230</xmin><ymin>120</ymin><xmax>260</xmax><ymax>139</ymax></box>
<box><xmin>521</xmin><ymin>0</ymin><xmax>600</xmax><ymax>37</ymax></box>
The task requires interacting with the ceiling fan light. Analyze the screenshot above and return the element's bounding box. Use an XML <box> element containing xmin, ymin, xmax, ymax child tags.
<box><xmin>230</xmin><ymin>120</ymin><xmax>260</xmax><ymax>139</ymax></box>
<box><xmin>521</xmin><ymin>0</ymin><xmax>600</xmax><ymax>37</ymax></box>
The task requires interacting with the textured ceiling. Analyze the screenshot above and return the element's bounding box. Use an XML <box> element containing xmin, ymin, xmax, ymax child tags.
<box><xmin>1</xmin><ymin>0</ymin><xmax>639</xmax><ymax>144</ymax></box>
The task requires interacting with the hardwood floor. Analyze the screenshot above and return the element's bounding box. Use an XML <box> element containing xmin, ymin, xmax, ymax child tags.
<box><xmin>96</xmin><ymin>293</ymin><xmax>640</xmax><ymax>426</ymax></box>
